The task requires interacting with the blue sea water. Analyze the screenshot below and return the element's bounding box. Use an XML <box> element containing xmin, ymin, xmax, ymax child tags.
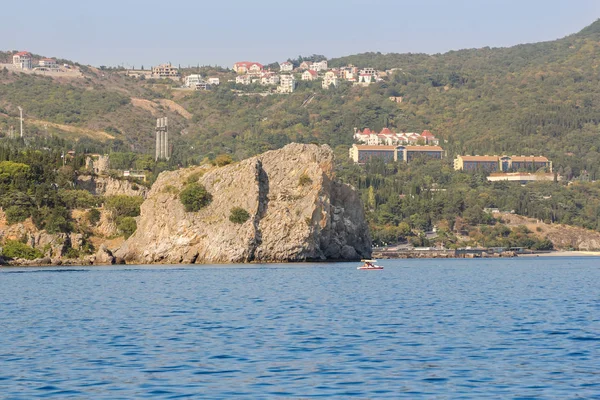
<box><xmin>1</xmin><ymin>257</ymin><xmax>599</xmax><ymax>399</ymax></box>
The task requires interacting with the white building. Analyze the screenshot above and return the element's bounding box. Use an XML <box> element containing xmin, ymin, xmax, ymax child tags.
<box><xmin>322</xmin><ymin>71</ymin><xmax>339</xmax><ymax>89</ymax></box>
<box><xmin>184</xmin><ymin>74</ymin><xmax>203</xmax><ymax>88</ymax></box>
<box><xmin>261</xmin><ymin>73</ymin><xmax>280</xmax><ymax>85</ymax></box>
<box><xmin>207</xmin><ymin>77</ymin><xmax>220</xmax><ymax>85</ymax></box>
<box><xmin>39</xmin><ymin>58</ymin><xmax>58</xmax><ymax>69</ymax></box>
<box><xmin>236</xmin><ymin>75</ymin><xmax>252</xmax><ymax>85</ymax></box>
<box><xmin>310</xmin><ymin>60</ymin><xmax>328</xmax><ymax>72</ymax></box>
<box><xmin>13</xmin><ymin>51</ymin><xmax>32</xmax><ymax>69</ymax></box>
<box><xmin>277</xmin><ymin>74</ymin><xmax>296</xmax><ymax>93</ymax></box>
<box><xmin>279</xmin><ymin>61</ymin><xmax>294</xmax><ymax>72</ymax></box>
<box><xmin>302</xmin><ymin>70</ymin><xmax>318</xmax><ymax>81</ymax></box>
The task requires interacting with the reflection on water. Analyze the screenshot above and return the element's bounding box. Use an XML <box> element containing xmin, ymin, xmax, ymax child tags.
<box><xmin>1</xmin><ymin>258</ymin><xmax>599</xmax><ymax>398</ymax></box>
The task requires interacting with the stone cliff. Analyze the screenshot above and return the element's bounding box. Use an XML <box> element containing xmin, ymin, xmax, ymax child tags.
<box><xmin>116</xmin><ymin>144</ymin><xmax>371</xmax><ymax>263</ymax></box>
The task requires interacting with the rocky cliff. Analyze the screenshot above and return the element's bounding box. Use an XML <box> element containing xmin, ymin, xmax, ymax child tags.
<box><xmin>116</xmin><ymin>144</ymin><xmax>371</xmax><ymax>263</ymax></box>
<box><xmin>76</xmin><ymin>175</ymin><xmax>148</xmax><ymax>198</ymax></box>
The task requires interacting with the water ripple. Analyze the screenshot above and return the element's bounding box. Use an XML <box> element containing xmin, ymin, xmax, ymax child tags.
<box><xmin>1</xmin><ymin>258</ymin><xmax>599</xmax><ymax>398</ymax></box>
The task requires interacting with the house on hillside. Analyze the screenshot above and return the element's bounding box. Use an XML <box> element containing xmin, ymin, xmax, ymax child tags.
<box><xmin>207</xmin><ymin>77</ymin><xmax>220</xmax><ymax>85</ymax></box>
<box><xmin>310</xmin><ymin>60</ymin><xmax>328</xmax><ymax>72</ymax></box>
<box><xmin>298</xmin><ymin>61</ymin><xmax>311</xmax><ymax>70</ymax></box>
<box><xmin>277</xmin><ymin>74</ymin><xmax>296</xmax><ymax>93</ymax></box>
<box><xmin>233</xmin><ymin>61</ymin><xmax>263</xmax><ymax>75</ymax></box>
<box><xmin>152</xmin><ymin>63</ymin><xmax>179</xmax><ymax>78</ymax></box>
<box><xmin>235</xmin><ymin>75</ymin><xmax>252</xmax><ymax>85</ymax></box>
<box><xmin>302</xmin><ymin>70</ymin><xmax>318</xmax><ymax>81</ymax></box>
<box><xmin>260</xmin><ymin>72</ymin><xmax>280</xmax><ymax>85</ymax></box>
<box><xmin>322</xmin><ymin>71</ymin><xmax>339</xmax><ymax>89</ymax></box>
<box><xmin>184</xmin><ymin>74</ymin><xmax>209</xmax><ymax>90</ymax></box>
<box><xmin>38</xmin><ymin>58</ymin><xmax>58</xmax><ymax>69</ymax></box>
<box><xmin>13</xmin><ymin>51</ymin><xmax>32</xmax><ymax>69</ymax></box>
<box><xmin>279</xmin><ymin>61</ymin><xmax>293</xmax><ymax>72</ymax></box>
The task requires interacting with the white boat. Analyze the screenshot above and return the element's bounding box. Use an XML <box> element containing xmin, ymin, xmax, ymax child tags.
<box><xmin>357</xmin><ymin>259</ymin><xmax>384</xmax><ymax>270</ymax></box>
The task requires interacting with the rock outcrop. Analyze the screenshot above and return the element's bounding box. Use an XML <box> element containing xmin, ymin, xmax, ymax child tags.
<box><xmin>76</xmin><ymin>175</ymin><xmax>148</xmax><ymax>198</ymax></box>
<box><xmin>116</xmin><ymin>144</ymin><xmax>371</xmax><ymax>264</ymax></box>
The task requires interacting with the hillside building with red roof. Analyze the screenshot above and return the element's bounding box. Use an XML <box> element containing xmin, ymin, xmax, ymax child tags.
<box><xmin>13</xmin><ymin>51</ymin><xmax>32</xmax><ymax>69</ymax></box>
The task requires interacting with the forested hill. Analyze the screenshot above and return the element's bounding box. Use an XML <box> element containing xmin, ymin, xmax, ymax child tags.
<box><xmin>2</xmin><ymin>20</ymin><xmax>600</xmax><ymax>177</ymax></box>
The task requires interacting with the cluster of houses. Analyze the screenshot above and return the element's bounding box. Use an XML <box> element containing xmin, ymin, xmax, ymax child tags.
<box><xmin>353</xmin><ymin>128</ymin><xmax>440</xmax><ymax>146</ymax></box>
<box><xmin>11</xmin><ymin>51</ymin><xmax>69</xmax><ymax>72</ymax></box>
<box><xmin>350</xmin><ymin>129</ymin><xmax>555</xmax><ymax>183</ymax></box>
<box><xmin>123</xmin><ymin>63</ymin><xmax>221</xmax><ymax>90</ymax></box>
<box><xmin>232</xmin><ymin>59</ymin><xmax>381</xmax><ymax>93</ymax></box>
<box><xmin>350</xmin><ymin>128</ymin><xmax>444</xmax><ymax>163</ymax></box>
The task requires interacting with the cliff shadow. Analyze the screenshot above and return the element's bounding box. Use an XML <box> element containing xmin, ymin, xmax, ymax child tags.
<box><xmin>248</xmin><ymin>160</ymin><xmax>269</xmax><ymax>261</ymax></box>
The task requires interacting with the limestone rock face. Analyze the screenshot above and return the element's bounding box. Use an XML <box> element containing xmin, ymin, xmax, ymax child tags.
<box><xmin>116</xmin><ymin>143</ymin><xmax>371</xmax><ymax>264</ymax></box>
<box><xmin>76</xmin><ymin>176</ymin><xmax>148</xmax><ymax>198</ymax></box>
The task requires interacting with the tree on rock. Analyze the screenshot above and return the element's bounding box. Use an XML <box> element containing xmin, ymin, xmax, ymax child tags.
<box><xmin>180</xmin><ymin>183</ymin><xmax>212</xmax><ymax>212</ymax></box>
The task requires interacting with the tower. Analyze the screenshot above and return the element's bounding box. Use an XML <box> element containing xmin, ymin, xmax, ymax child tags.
<box><xmin>155</xmin><ymin>117</ymin><xmax>170</xmax><ymax>161</ymax></box>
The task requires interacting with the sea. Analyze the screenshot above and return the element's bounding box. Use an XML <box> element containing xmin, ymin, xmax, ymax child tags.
<box><xmin>1</xmin><ymin>257</ymin><xmax>599</xmax><ymax>399</ymax></box>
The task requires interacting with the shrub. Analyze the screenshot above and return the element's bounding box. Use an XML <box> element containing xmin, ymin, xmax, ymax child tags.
<box><xmin>44</xmin><ymin>207</ymin><xmax>71</xmax><ymax>233</ymax></box>
<box><xmin>86</xmin><ymin>208</ymin><xmax>101</xmax><ymax>225</ymax></box>
<box><xmin>298</xmin><ymin>173</ymin><xmax>312</xmax><ymax>187</ymax></box>
<box><xmin>229</xmin><ymin>207</ymin><xmax>250</xmax><ymax>224</ymax></box>
<box><xmin>186</xmin><ymin>171</ymin><xmax>204</xmax><ymax>184</ymax></box>
<box><xmin>117</xmin><ymin>216</ymin><xmax>137</xmax><ymax>238</ymax></box>
<box><xmin>1</xmin><ymin>240</ymin><xmax>43</xmax><ymax>260</ymax></box>
<box><xmin>4</xmin><ymin>205</ymin><xmax>30</xmax><ymax>224</ymax></box>
<box><xmin>64</xmin><ymin>247</ymin><xmax>80</xmax><ymax>259</ymax></box>
<box><xmin>180</xmin><ymin>183</ymin><xmax>212</xmax><ymax>212</ymax></box>
<box><xmin>105</xmin><ymin>195</ymin><xmax>144</xmax><ymax>219</ymax></box>
<box><xmin>214</xmin><ymin>154</ymin><xmax>233</xmax><ymax>167</ymax></box>
<box><xmin>58</xmin><ymin>189</ymin><xmax>99</xmax><ymax>209</ymax></box>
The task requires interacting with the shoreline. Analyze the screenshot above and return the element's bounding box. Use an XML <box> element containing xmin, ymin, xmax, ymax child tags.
<box><xmin>2</xmin><ymin>251</ymin><xmax>600</xmax><ymax>268</ymax></box>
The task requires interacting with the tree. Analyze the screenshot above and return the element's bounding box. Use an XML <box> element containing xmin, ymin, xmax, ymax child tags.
<box><xmin>180</xmin><ymin>183</ymin><xmax>212</xmax><ymax>212</ymax></box>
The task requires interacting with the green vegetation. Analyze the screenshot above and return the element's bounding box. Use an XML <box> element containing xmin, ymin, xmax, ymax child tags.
<box><xmin>117</xmin><ymin>216</ymin><xmax>137</xmax><ymax>238</ymax></box>
<box><xmin>298</xmin><ymin>173</ymin><xmax>312</xmax><ymax>187</ymax></box>
<box><xmin>229</xmin><ymin>207</ymin><xmax>250</xmax><ymax>224</ymax></box>
<box><xmin>4</xmin><ymin>21</ymin><xmax>600</xmax><ymax>251</ymax></box>
<box><xmin>180</xmin><ymin>183</ymin><xmax>212</xmax><ymax>212</ymax></box>
<box><xmin>1</xmin><ymin>240</ymin><xmax>43</xmax><ymax>260</ymax></box>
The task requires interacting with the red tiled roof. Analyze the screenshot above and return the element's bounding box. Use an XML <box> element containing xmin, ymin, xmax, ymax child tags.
<box><xmin>235</xmin><ymin>61</ymin><xmax>263</xmax><ymax>69</ymax></box>
<box><xmin>362</xmin><ymin>128</ymin><xmax>372</xmax><ymax>134</ymax></box>
<box><xmin>421</xmin><ymin>130</ymin><xmax>435</xmax><ymax>138</ymax></box>
<box><xmin>15</xmin><ymin>51</ymin><xmax>31</xmax><ymax>57</ymax></box>
<box><xmin>306</xmin><ymin>70</ymin><xmax>317</xmax><ymax>76</ymax></box>
<box><xmin>380</xmin><ymin>128</ymin><xmax>392</xmax><ymax>134</ymax></box>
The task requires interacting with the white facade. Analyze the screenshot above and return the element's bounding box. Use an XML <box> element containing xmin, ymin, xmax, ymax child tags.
<box><xmin>279</xmin><ymin>62</ymin><xmax>294</xmax><ymax>72</ymax></box>
<box><xmin>322</xmin><ymin>71</ymin><xmax>339</xmax><ymax>89</ymax></box>
<box><xmin>302</xmin><ymin>70</ymin><xmax>318</xmax><ymax>81</ymax></box>
<box><xmin>236</xmin><ymin>75</ymin><xmax>252</xmax><ymax>85</ymax></box>
<box><xmin>261</xmin><ymin>74</ymin><xmax>280</xmax><ymax>85</ymax></box>
<box><xmin>184</xmin><ymin>74</ymin><xmax>203</xmax><ymax>87</ymax></box>
<box><xmin>13</xmin><ymin>52</ymin><xmax>32</xmax><ymax>69</ymax></box>
<box><xmin>207</xmin><ymin>77</ymin><xmax>220</xmax><ymax>85</ymax></box>
<box><xmin>39</xmin><ymin>58</ymin><xmax>58</xmax><ymax>68</ymax></box>
<box><xmin>277</xmin><ymin>74</ymin><xmax>296</xmax><ymax>93</ymax></box>
<box><xmin>310</xmin><ymin>60</ymin><xmax>328</xmax><ymax>71</ymax></box>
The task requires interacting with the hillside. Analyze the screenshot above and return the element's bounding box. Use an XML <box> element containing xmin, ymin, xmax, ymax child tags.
<box><xmin>3</xmin><ymin>21</ymin><xmax>600</xmax><ymax>248</ymax></box>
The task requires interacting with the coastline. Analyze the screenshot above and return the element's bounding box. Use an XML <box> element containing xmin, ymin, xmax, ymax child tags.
<box><xmin>518</xmin><ymin>250</ymin><xmax>600</xmax><ymax>257</ymax></box>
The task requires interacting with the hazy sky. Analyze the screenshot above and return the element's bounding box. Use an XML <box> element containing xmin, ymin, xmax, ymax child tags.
<box><xmin>2</xmin><ymin>0</ymin><xmax>599</xmax><ymax>68</ymax></box>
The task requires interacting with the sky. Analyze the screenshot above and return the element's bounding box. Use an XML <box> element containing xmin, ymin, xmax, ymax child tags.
<box><xmin>2</xmin><ymin>0</ymin><xmax>599</xmax><ymax>68</ymax></box>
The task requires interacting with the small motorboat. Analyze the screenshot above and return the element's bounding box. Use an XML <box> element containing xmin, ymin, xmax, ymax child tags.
<box><xmin>357</xmin><ymin>259</ymin><xmax>384</xmax><ymax>270</ymax></box>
